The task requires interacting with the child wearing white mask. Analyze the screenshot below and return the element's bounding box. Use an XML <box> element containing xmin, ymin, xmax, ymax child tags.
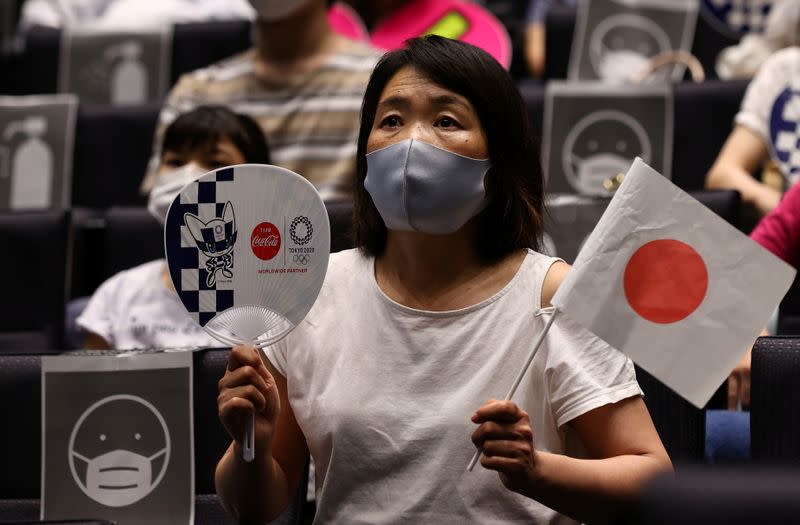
<box><xmin>77</xmin><ymin>105</ymin><xmax>270</xmax><ymax>350</ymax></box>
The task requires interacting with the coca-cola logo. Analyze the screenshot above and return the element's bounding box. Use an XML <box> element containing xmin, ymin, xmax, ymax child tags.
<box><xmin>251</xmin><ymin>222</ymin><xmax>281</xmax><ymax>260</ymax></box>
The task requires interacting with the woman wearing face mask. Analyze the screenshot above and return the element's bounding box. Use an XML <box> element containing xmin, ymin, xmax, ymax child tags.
<box><xmin>215</xmin><ymin>36</ymin><xmax>671</xmax><ymax>524</ymax></box>
<box><xmin>77</xmin><ymin>105</ymin><xmax>270</xmax><ymax>350</ymax></box>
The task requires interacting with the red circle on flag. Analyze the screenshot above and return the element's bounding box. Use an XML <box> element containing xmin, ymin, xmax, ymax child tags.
<box><xmin>623</xmin><ymin>239</ymin><xmax>708</xmax><ymax>324</ymax></box>
<box><xmin>251</xmin><ymin>222</ymin><xmax>281</xmax><ymax>260</ymax></box>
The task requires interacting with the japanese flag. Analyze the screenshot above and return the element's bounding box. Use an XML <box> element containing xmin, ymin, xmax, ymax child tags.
<box><xmin>551</xmin><ymin>158</ymin><xmax>796</xmax><ymax>408</ymax></box>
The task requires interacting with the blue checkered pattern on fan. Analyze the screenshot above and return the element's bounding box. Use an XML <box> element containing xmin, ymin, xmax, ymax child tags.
<box><xmin>165</xmin><ymin>167</ymin><xmax>236</xmax><ymax>326</ymax></box>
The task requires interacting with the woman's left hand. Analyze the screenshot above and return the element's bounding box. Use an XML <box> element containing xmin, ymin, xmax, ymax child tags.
<box><xmin>471</xmin><ymin>399</ymin><xmax>541</xmax><ymax>494</ymax></box>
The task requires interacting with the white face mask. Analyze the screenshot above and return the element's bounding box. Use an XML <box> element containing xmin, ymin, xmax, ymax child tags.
<box><xmin>249</xmin><ymin>0</ymin><xmax>311</xmax><ymax>21</ymax></box>
<box><xmin>72</xmin><ymin>448</ymin><xmax>167</xmax><ymax>507</ymax></box>
<box><xmin>598</xmin><ymin>48</ymin><xmax>650</xmax><ymax>83</ymax></box>
<box><xmin>571</xmin><ymin>152</ymin><xmax>631</xmax><ymax>195</ymax></box>
<box><xmin>147</xmin><ymin>164</ymin><xmax>207</xmax><ymax>225</ymax></box>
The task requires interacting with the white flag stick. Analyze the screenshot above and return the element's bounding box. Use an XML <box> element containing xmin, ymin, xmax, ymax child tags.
<box><xmin>467</xmin><ymin>309</ymin><xmax>560</xmax><ymax>472</ymax></box>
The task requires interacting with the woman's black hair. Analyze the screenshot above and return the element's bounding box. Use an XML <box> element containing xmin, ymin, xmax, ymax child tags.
<box><xmin>352</xmin><ymin>35</ymin><xmax>545</xmax><ymax>263</ymax></box>
<box><xmin>162</xmin><ymin>105</ymin><xmax>271</xmax><ymax>164</ymax></box>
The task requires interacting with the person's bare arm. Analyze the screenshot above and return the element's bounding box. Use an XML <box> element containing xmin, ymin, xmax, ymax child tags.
<box><xmin>524</xmin><ymin>22</ymin><xmax>546</xmax><ymax>78</ymax></box>
<box><xmin>215</xmin><ymin>346</ymin><xmax>308</xmax><ymax>522</ymax></box>
<box><xmin>472</xmin><ymin>397</ymin><xmax>671</xmax><ymax>525</ymax></box>
<box><xmin>706</xmin><ymin>125</ymin><xmax>777</xmax><ymax>215</ymax></box>
<box><xmin>472</xmin><ymin>260</ymin><xmax>671</xmax><ymax>523</ymax></box>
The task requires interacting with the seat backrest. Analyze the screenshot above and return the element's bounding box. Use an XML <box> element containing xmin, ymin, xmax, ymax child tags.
<box><xmin>193</xmin><ymin>349</ymin><xmax>232</xmax><ymax>495</ymax></box>
<box><xmin>102</xmin><ymin>206</ymin><xmax>162</xmax><ymax>280</ymax></box>
<box><xmin>10</xmin><ymin>26</ymin><xmax>60</xmax><ymax>95</ymax></box>
<box><xmin>639</xmin><ymin>467</ymin><xmax>800</xmax><ymax>525</ymax></box>
<box><xmin>170</xmin><ymin>21</ymin><xmax>252</xmax><ymax>85</ymax></box>
<box><xmin>194</xmin><ymin>349</ymin><xmax>306</xmax><ymax>525</ymax></box>
<box><xmin>519</xmin><ymin>82</ymin><xmax>545</xmax><ymax>141</ymax></box>
<box><xmin>689</xmin><ymin>189</ymin><xmax>740</xmax><ymax>228</ymax></box>
<box><xmin>543</xmin><ymin>5</ymin><xmax>576</xmax><ymax>80</ymax></box>
<box><xmin>0</xmin><ymin>354</ymin><xmax>42</xmax><ymax>497</ymax></box>
<box><xmin>690</xmin><ymin>7</ymin><xmax>742</xmax><ymax>81</ymax></box>
<box><xmin>0</xmin><ymin>211</ymin><xmax>68</xmax><ymax>350</ymax></box>
<box><xmin>634</xmin><ymin>365</ymin><xmax>706</xmax><ymax>464</ymax></box>
<box><xmin>9</xmin><ymin>21</ymin><xmax>252</xmax><ymax>97</ymax></box>
<box><xmin>671</xmin><ymin>80</ymin><xmax>748</xmax><ymax>191</ymax></box>
<box><xmin>327</xmin><ymin>199</ymin><xmax>354</xmax><ymax>253</ymax></box>
<box><xmin>751</xmin><ymin>336</ymin><xmax>800</xmax><ymax>463</ymax></box>
<box><xmin>72</xmin><ymin>105</ymin><xmax>159</xmax><ymax>208</ymax></box>
<box><xmin>779</xmin><ymin>279</ymin><xmax>800</xmax><ymax>334</ymax></box>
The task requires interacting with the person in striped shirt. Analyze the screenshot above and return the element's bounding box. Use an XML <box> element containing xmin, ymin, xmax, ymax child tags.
<box><xmin>142</xmin><ymin>0</ymin><xmax>382</xmax><ymax>202</ymax></box>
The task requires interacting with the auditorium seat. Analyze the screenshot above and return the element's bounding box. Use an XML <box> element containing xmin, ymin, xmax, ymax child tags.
<box><xmin>635</xmin><ymin>366</ymin><xmax>706</xmax><ymax>464</ymax></box>
<box><xmin>540</xmin><ymin>5</ymin><xmax>741</xmax><ymax>83</ymax></box>
<box><xmin>779</xmin><ymin>279</ymin><xmax>800</xmax><ymax>335</ymax></box>
<box><xmin>520</xmin><ymin>81</ymin><xmax>748</xmax><ymax>193</ymax></box>
<box><xmin>3</xmin><ymin>22</ymin><xmax>252</xmax><ymax>97</ymax></box>
<box><xmin>543</xmin><ymin>5</ymin><xmax>575</xmax><ymax>80</ymax></box>
<box><xmin>327</xmin><ymin>199</ymin><xmax>353</xmax><ymax>253</ymax></box>
<box><xmin>638</xmin><ymin>467</ymin><xmax>800</xmax><ymax>524</ymax></box>
<box><xmin>0</xmin><ymin>354</ymin><xmax>42</xmax><ymax>497</ymax></box>
<box><xmin>71</xmin><ymin>105</ymin><xmax>159</xmax><ymax>208</ymax></box>
<box><xmin>102</xmin><ymin>206</ymin><xmax>162</xmax><ymax>279</ymax></box>
<box><xmin>0</xmin><ymin>350</ymin><xmax>304</xmax><ymax>525</ymax></box>
<box><xmin>0</xmin><ymin>211</ymin><xmax>69</xmax><ymax>352</ymax></box>
<box><xmin>692</xmin><ymin>9</ymin><xmax>741</xmax><ymax>81</ymax></box>
<box><xmin>170</xmin><ymin>20</ymin><xmax>252</xmax><ymax>85</ymax></box>
<box><xmin>0</xmin><ymin>495</ymin><xmax>285</xmax><ymax>524</ymax></box>
<box><xmin>751</xmin><ymin>336</ymin><xmax>800</xmax><ymax>463</ymax></box>
<box><xmin>671</xmin><ymin>80</ymin><xmax>748</xmax><ymax>191</ymax></box>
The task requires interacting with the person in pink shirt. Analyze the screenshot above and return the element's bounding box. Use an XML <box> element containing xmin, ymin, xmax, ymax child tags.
<box><xmin>751</xmin><ymin>181</ymin><xmax>800</xmax><ymax>267</ymax></box>
<box><xmin>724</xmin><ymin>187</ymin><xmax>800</xmax><ymax>411</ymax></box>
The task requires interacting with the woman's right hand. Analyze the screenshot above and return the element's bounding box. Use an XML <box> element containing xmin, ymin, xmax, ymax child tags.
<box><xmin>218</xmin><ymin>345</ymin><xmax>281</xmax><ymax>454</ymax></box>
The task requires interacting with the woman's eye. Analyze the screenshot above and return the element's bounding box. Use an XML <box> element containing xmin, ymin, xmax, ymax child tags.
<box><xmin>380</xmin><ymin>115</ymin><xmax>402</xmax><ymax>128</ymax></box>
<box><xmin>436</xmin><ymin>117</ymin><xmax>458</xmax><ymax>128</ymax></box>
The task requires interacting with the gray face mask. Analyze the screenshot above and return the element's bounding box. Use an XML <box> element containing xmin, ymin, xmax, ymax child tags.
<box><xmin>364</xmin><ymin>139</ymin><xmax>491</xmax><ymax>235</ymax></box>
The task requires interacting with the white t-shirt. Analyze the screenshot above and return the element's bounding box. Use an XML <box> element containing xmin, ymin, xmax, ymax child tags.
<box><xmin>735</xmin><ymin>46</ymin><xmax>800</xmax><ymax>183</ymax></box>
<box><xmin>77</xmin><ymin>259</ymin><xmax>219</xmax><ymax>350</ymax></box>
<box><xmin>264</xmin><ymin>249</ymin><xmax>642</xmax><ymax>524</ymax></box>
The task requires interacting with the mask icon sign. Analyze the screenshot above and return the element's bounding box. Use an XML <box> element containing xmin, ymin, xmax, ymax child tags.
<box><xmin>68</xmin><ymin>394</ymin><xmax>170</xmax><ymax>507</ymax></box>
<box><xmin>563</xmin><ymin>110</ymin><xmax>652</xmax><ymax>195</ymax></box>
<box><xmin>542</xmin><ymin>82</ymin><xmax>673</xmax><ymax>197</ymax></box>
<box><xmin>569</xmin><ymin>0</ymin><xmax>698</xmax><ymax>83</ymax></box>
<box><xmin>589</xmin><ymin>14</ymin><xmax>672</xmax><ymax>83</ymax></box>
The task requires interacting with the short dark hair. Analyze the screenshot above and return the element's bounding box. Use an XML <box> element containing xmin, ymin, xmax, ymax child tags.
<box><xmin>352</xmin><ymin>36</ymin><xmax>545</xmax><ymax>263</ymax></box>
<box><xmin>162</xmin><ymin>105</ymin><xmax>271</xmax><ymax>165</ymax></box>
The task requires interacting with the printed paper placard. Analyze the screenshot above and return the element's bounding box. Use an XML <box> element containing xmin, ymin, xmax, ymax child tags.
<box><xmin>569</xmin><ymin>0</ymin><xmax>698</xmax><ymax>83</ymax></box>
<box><xmin>0</xmin><ymin>95</ymin><xmax>78</xmax><ymax>210</ymax></box>
<box><xmin>542</xmin><ymin>82</ymin><xmax>673</xmax><ymax>196</ymax></box>
<box><xmin>59</xmin><ymin>26</ymin><xmax>172</xmax><ymax>105</ymax></box>
<box><xmin>42</xmin><ymin>352</ymin><xmax>193</xmax><ymax>525</ymax></box>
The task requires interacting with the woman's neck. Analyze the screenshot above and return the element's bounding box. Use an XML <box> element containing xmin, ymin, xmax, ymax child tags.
<box><xmin>375</xmin><ymin>229</ymin><xmax>526</xmax><ymax>311</ymax></box>
<box><xmin>252</xmin><ymin>4</ymin><xmax>343</xmax><ymax>77</ymax></box>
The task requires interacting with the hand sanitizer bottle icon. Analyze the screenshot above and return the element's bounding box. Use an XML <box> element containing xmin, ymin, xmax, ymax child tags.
<box><xmin>2</xmin><ymin>116</ymin><xmax>53</xmax><ymax>209</ymax></box>
<box><xmin>108</xmin><ymin>41</ymin><xmax>147</xmax><ymax>105</ymax></box>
